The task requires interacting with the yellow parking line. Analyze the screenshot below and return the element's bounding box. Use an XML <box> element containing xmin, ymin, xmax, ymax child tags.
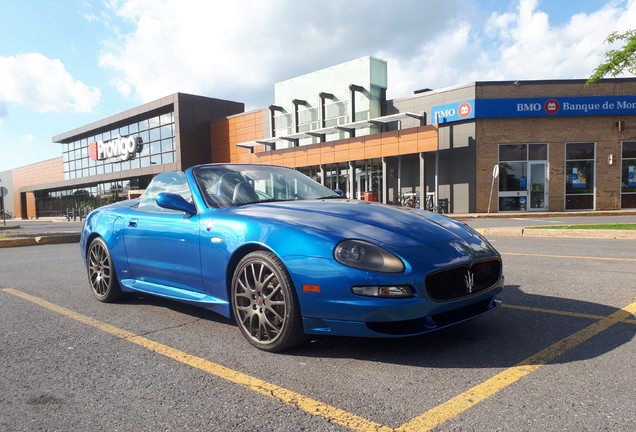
<box><xmin>503</xmin><ymin>251</ymin><xmax>636</xmax><ymax>262</ymax></box>
<box><xmin>396</xmin><ymin>302</ymin><xmax>636</xmax><ymax>432</ymax></box>
<box><xmin>503</xmin><ymin>304</ymin><xmax>636</xmax><ymax>324</ymax></box>
<box><xmin>3</xmin><ymin>287</ymin><xmax>634</xmax><ymax>432</ymax></box>
<box><xmin>1</xmin><ymin>288</ymin><xmax>391</xmax><ymax>432</ymax></box>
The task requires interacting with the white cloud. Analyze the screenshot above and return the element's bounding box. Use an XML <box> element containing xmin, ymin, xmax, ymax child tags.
<box><xmin>97</xmin><ymin>0</ymin><xmax>472</xmax><ymax>106</ymax></box>
<box><xmin>0</xmin><ymin>53</ymin><xmax>101</xmax><ymax>113</ymax></box>
<box><xmin>20</xmin><ymin>133</ymin><xmax>36</xmax><ymax>142</ymax></box>
<box><xmin>384</xmin><ymin>0</ymin><xmax>636</xmax><ymax>96</ymax></box>
<box><xmin>97</xmin><ymin>0</ymin><xmax>636</xmax><ymax>107</ymax></box>
<box><xmin>475</xmin><ymin>0</ymin><xmax>634</xmax><ymax>82</ymax></box>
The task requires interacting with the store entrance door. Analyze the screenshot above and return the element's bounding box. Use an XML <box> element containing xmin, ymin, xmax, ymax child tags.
<box><xmin>356</xmin><ymin>159</ymin><xmax>382</xmax><ymax>202</ymax></box>
<box><xmin>528</xmin><ymin>162</ymin><xmax>547</xmax><ymax>211</ymax></box>
<box><xmin>498</xmin><ymin>161</ymin><xmax>547</xmax><ymax>212</ymax></box>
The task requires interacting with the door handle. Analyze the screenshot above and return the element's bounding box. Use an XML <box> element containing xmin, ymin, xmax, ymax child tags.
<box><xmin>128</xmin><ymin>219</ymin><xmax>138</xmax><ymax>227</ymax></box>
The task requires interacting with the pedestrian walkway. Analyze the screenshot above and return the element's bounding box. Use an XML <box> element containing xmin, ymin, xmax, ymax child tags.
<box><xmin>2</xmin><ymin>210</ymin><xmax>636</xmax><ymax>248</ymax></box>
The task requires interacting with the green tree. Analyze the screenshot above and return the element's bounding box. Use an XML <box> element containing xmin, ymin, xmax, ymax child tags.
<box><xmin>586</xmin><ymin>29</ymin><xmax>636</xmax><ymax>85</ymax></box>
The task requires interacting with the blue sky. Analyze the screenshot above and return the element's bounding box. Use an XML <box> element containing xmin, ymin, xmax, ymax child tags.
<box><xmin>1</xmin><ymin>0</ymin><xmax>635</xmax><ymax>173</ymax></box>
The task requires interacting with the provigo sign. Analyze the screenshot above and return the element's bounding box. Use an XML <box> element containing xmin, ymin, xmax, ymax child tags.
<box><xmin>89</xmin><ymin>135</ymin><xmax>143</xmax><ymax>161</ymax></box>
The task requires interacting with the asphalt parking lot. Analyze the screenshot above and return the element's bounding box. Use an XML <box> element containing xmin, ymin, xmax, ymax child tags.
<box><xmin>0</xmin><ymin>234</ymin><xmax>634</xmax><ymax>431</ymax></box>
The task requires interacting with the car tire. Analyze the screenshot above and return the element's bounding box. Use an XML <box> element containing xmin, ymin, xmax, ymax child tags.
<box><xmin>231</xmin><ymin>251</ymin><xmax>306</xmax><ymax>352</ymax></box>
<box><xmin>87</xmin><ymin>237</ymin><xmax>127</xmax><ymax>302</ymax></box>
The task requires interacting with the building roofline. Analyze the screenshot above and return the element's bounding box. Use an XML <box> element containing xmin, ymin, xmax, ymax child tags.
<box><xmin>387</xmin><ymin>82</ymin><xmax>476</xmax><ymax>105</ymax></box>
<box><xmin>52</xmin><ymin>92</ymin><xmax>243</xmax><ymax>144</ymax></box>
<box><xmin>52</xmin><ymin>93</ymin><xmax>179</xmax><ymax>143</ymax></box>
<box><xmin>386</xmin><ymin>77</ymin><xmax>636</xmax><ymax>105</ymax></box>
<box><xmin>474</xmin><ymin>77</ymin><xmax>636</xmax><ymax>86</ymax></box>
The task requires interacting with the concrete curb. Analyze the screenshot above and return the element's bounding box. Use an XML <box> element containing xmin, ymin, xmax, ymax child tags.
<box><xmin>0</xmin><ymin>234</ymin><xmax>80</xmax><ymax>248</ymax></box>
<box><xmin>476</xmin><ymin>227</ymin><xmax>636</xmax><ymax>239</ymax></box>
<box><xmin>0</xmin><ymin>225</ymin><xmax>20</xmax><ymax>231</ymax></box>
<box><xmin>34</xmin><ymin>234</ymin><xmax>81</xmax><ymax>245</ymax></box>
<box><xmin>0</xmin><ymin>238</ymin><xmax>37</xmax><ymax>248</ymax></box>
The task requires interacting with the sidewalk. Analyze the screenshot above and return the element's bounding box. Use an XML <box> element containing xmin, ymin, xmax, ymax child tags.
<box><xmin>474</xmin><ymin>226</ymin><xmax>636</xmax><ymax>239</ymax></box>
<box><xmin>453</xmin><ymin>209</ymin><xmax>636</xmax><ymax>239</ymax></box>
<box><xmin>2</xmin><ymin>210</ymin><xmax>636</xmax><ymax>248</ymax></box>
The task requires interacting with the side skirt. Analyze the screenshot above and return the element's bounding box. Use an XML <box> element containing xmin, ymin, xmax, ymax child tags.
<box><xmin>120</xmin><ymin>278</ymin><xmax>231</xmax><ymax>317</ymax></box>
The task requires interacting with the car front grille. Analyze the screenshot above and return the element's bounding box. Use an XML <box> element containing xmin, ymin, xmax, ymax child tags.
<box><xmin>425</xmin><ymin>258</ymin><xmax>502</xmax><ymax>301</ymax></box>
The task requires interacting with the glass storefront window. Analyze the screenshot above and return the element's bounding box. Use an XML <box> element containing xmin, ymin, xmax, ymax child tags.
<box><xmin>130</xmin><ymin>157</ymin><xmax>141</xmax><ymax>170</ymax></box>
<box><xmin>139</xmin><ymin>130</ymin><xmax>150</xmax><ymax>144</ymax></box>
<box><xmin>149</xmin><ymin>116</ymin><xmax>160</xmax><ymax>128</ymax></box>
<box><xmin>324</xmin><ymin>163</ymin><xmax>350</xmax><ymax>197</ymax></box>
<box><xmin>566</xmin><ymin>142</ymin><xmax>595</xmax><ymax>159</ymax></box>
<box><xmin>621</xmin><ymin>141</ymin><xmax>636</xmax><ymax>208</ymax></box>
<box><xmin>565</xmin><ymin>161</ymin><xmax>593</xmax><ymax>194</ymax></box>
<box><xmin>160</xmin><ymin>124</ymin><xmax>172</xmax><ymax>138</ymax></box>
<box><xmin>34</xmin><ymin>177</ymin><xmax>153</xmax><ymax>218</ymax></box>
<box><xmin>297</xmin><ymin>166</ymin><xmax>322</xmax><ymax>184</ymax></box>
<box><xmin>499</xmin><ymin>144</ymin><xmax>527</xmax><ymax>161</ymax></box>
<box><xmin>149</xmin><ymin>127</ymin><xmax>161</xmax><ymax>142</ymax></box>
<box><xmin>62</xmin><ymin>109</ymin><xmax>176</xmax><ymax>181</ymax></box>
<box><xmin>162</xmin><ymin>152</ymin><xmax>175</xmax><ymax>164</ymax></box>
<box><xmin>498</xmin><ymin>161</ymin><xmax>528</xmax><ymax>211</ymax></box>
<box><xmin>161</xmin><ymin>138</ymin><xmax>175</xmax><ymax>153</ymax></box>
<box><xmin>565</xmin><ymin>142</ymin><xmax>595</xmax><ymax>210</ymax></box>
<box><xmin>160</xmin><ymin>112</ymin><xmax>172</xmax><ymax>125</ymax></box>
<box><xmin>499</xmin><ymin>162</ymin><xmax>527</xmax><ymax>192</ymax></box>
<box><xmin>360</xmin><ymin>158</ymin><xmax>382</xmax><ymax>203</ymax></box>
<box><xmin>529</xmin><ymin>143</ymin><xmax>548</xmax><ymax>160</ymax></box>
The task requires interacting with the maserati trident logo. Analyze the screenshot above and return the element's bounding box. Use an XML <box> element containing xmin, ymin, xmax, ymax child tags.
<box><xmin>464</xmin><ymin>270</ymin><xmax>475</xmax><ymax>294</ymax></box>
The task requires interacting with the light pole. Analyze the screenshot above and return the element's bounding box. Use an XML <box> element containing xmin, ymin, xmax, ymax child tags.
<box><xmin>0</xmin><ymin>178</ymin><xmax>6</xmax><ymax>226</ymax></box>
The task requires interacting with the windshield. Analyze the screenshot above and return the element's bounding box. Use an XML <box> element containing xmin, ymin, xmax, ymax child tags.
<box><xmin>193</xmin><ymin>164</ymin><xmax>341</xmax><ymax>208</ymax></box>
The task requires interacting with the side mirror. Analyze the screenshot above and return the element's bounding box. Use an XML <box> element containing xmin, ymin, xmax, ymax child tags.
<box><xmin>156</xmin><ymin>192</ymin><xmax>197</xmax><ymax>215</ymax></box>
<box><xmin>333</xmin><ymin>188</ymin><xmax>344</xmax><ymax>197</ymax></box>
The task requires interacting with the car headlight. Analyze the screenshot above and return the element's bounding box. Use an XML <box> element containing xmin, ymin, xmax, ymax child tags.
<box><xmin>334</xmin><ymin>240</ymin><xmax>405</xmax><ymax>273</ymax></box>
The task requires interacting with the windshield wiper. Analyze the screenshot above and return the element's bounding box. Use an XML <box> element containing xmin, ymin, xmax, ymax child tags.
<box><xmin>261</xmin><ymin>198</ymin><xmax>296</xmax><ymax>203</ymax></box>
<box><xmin>317</xmin><ymin>195</ymin><xmax>347</xmax><ymax>200</ymax></box>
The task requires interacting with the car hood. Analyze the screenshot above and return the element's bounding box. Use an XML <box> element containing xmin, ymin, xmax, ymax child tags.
<box><xmin>230</xmin><ymin>199</ymin><xmax>478</xmax><ymax>248</ymax></box>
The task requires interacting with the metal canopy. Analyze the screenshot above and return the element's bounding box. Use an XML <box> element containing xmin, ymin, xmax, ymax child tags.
<box><xmin>236</xmin><ymin>111</ymin><xmax>424</xmax><ymax>152</ymax></box>
<box><xmin>368</xmin><ymin>112</ymin><xmax>424</xmax><ymax>124</ymax></box>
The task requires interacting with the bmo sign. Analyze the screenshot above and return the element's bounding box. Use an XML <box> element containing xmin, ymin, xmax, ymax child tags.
<box><xmin>89</xmin><ymin>136</ymin><xmax>143</xmax><ymax>161</ymax></box>
<box><xmin>432</xmin><ymin>100</ymin><xmax>475</xmax><ymax>124</ymax></box>
<box><xmin>515</xmin><ymin>99</ymin><xmax>560</xmax><ymax>114</ymax></box>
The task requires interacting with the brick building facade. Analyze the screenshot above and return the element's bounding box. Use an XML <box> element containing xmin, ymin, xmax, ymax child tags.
<box><xmin>5</xmin><ymin>57</ymin><xmax>636</xmax><ymax>218</ymax></box>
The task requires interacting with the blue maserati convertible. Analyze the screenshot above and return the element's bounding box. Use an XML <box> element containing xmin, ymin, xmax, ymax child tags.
<box><xmin>80</xmin><ymin>164</ymin><xmax>504</xmax><ymax>352</ymax></box>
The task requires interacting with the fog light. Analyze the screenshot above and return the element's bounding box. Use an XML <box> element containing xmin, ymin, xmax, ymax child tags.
<box><xmin>352</xmin><ymin>286</ymin><xmax>413</xmax><ymax>298</ymax></box>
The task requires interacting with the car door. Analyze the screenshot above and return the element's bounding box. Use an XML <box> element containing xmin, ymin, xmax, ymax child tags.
<box><xmin>124</xmin><ymin>172</ymin><xmax>204</xmax><ymax>292</ymax></box>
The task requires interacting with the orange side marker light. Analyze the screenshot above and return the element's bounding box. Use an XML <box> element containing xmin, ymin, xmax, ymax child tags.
<box><xmin>302</xmin><ymin>284</ymin><xmax>320</xmax><ymax>293</ymax></box>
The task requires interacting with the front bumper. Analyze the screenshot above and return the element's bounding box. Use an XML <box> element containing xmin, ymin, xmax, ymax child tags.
<box><xmin>302</xmin><ymin>296</ymin><xmax>502</xmax><ymax>337</ymax></box>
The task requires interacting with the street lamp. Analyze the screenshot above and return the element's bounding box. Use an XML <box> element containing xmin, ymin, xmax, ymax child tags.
<box><xmin>0</xmin><ymin>178</ymin><xmax>6</xmax><ymax>226</ymax></box>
